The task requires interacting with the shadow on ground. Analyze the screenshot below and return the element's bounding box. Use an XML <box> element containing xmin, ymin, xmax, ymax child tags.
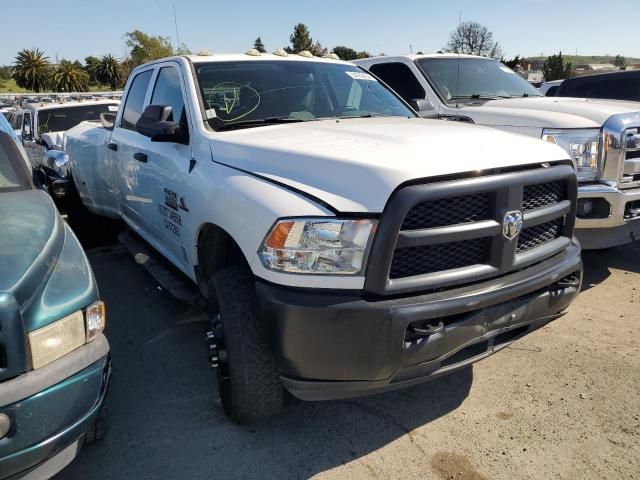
<box><xmin>56</xmin><ymin>247</ymin><xmax>472</xmax><ymax>480</ymax></box>
<box><xmin>581</xmin><ymin>241</ymin><xmax>640</xmax><ymax>291</ymax></box>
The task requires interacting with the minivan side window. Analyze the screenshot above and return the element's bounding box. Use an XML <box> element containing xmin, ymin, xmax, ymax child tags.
<box><xmin>120</xmin><ymin>69</ymin><xmax>153</xmax><ymax>130</ymax></box>
<box><xmin>370</xmin><ymin>63</ymin><xmax>426</xmax><ymax>102</ymax></box>
<box><xmin>151</xmin><ymin>67</ymin><xmax>188</xmax><ymax>131</ymax></box>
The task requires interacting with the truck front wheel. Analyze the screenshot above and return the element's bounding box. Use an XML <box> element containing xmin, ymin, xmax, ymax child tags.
<box><xmin>210</xmin><ymin>266</ymin><xmax>284</xmax><ymax>423</ymax></box>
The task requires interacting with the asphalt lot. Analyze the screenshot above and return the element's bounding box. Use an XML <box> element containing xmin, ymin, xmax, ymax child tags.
<box><xmin>56</xmin><ymin>226</ymin><xmax>640</xmax><ymax>480</ymax></box>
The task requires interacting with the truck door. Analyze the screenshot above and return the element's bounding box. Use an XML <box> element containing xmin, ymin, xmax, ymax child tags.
<box><xmin>368</xmin><ymin>61</ymin><xmax>440</xmax><ymax>118</ymax></box>
<box><xmin>109</xmin><ymin>68</ymin><xmax>155</xmax><ymax>237</ymax></box>
<box><xmin>140</xmin><ymin>63</ymin><xmax>193</xmax><ymax>271</ymax></box>
<box><xmin>21</xmin><ymin>112</ymin><xmax>44</xmax><ymax>166</ymax></box>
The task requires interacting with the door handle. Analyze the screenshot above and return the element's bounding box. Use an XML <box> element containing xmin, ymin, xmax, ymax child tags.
<box><xmin>107</xmin><ymin>142</ymin><xmax>118</xmax><ymax>151</ymax></box>
<box><xmin>133</xmin><ymin>152</ymin><xmax>148</xmax><ymax>163</ymax></box>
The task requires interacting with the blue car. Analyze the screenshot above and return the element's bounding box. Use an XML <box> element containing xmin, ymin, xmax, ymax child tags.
<box><xmin>0</xmin><ymin>131</ymin><xmax>111</xmax><ymax>479</ymax></box>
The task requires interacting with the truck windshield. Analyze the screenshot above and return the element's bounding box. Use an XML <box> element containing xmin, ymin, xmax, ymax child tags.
<box><xmin>37</xmin><ymin>103</ymin><xmax>119</xmax><ymax>134</ymax></box>
<box><xmin>0</xmin><ymin>132</ymin><xmax>31</xmax><ymax>192</ymax></box>
<box><xmin>194</xmin><ymin>60</ymin><xmax>415</xmax><ymax>130</ymax></box>
<box><xmin>416</xmin><ymin>57</ymin><xmax>541</xmax><ymax>103</ymax></box>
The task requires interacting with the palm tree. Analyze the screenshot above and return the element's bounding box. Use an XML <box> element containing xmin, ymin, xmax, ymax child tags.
<box><xmin>96</xmin><ymin>54</ymin><xmax>122</xmax><ymax>91</ymax></box>
<box><xmin>13</xmin><ymin>48</ymin><xmax>52</xmax><ymax>92</ymax></box>
<box><xmin>52</xmin><ymin>60</ymin><xmax>89</xmax><ymax>92</ymax></box>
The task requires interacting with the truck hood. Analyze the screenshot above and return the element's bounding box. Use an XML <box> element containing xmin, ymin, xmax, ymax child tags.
<box><xmin>210</xmin><ymin>117</ymin><xmax>571</xmax><ymax>212</ymax></box>
<box><xmin>40</xmin><ymin>131</ymin><xmax>64</xmax><ymax>148</ymax></box>
<box><xmin>0</xmin><ymin>189</ymin><xmax>97</xmax><ymax>331</ymax></box>
<box><xmin>459</xmin><ymin>96</ymin><xmax>640</xmax><ymax>129</ymax></box>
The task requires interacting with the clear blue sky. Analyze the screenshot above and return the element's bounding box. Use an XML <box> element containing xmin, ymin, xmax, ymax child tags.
<box><xmin>2</xmin><ymin>0</ymin><xmax>639</xmax><ymax>65</ymax></box>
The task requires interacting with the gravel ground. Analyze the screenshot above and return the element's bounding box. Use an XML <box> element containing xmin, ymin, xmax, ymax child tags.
<box><xmin>57</xmin><ymin>241</ymin><xmax>640</xmax><ymax>480</ymax></box>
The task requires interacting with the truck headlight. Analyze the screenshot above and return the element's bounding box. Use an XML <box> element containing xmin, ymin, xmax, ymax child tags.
<box><xmin>542</xmin><ymin>128</ymin><xmax>601</xmax><ymax>182</ymax></box>
<box><xmin>28</xmin><ymin>301</ymin><xmax>106</xmax><ymax>369</ymax></box>
<box><xmin>259</xmin><ymin>218</ymin><xmax>377</xmax><ymax>274</ymax></box>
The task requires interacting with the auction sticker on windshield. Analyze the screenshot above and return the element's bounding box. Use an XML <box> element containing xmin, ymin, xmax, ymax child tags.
<box><xmin>346</xmin><ymin>71</ymin><xmax>376</xmax><ymax>81</ymax></box>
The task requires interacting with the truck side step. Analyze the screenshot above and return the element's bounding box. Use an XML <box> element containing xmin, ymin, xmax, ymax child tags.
<box><xmin>118</xmin><ymin>230</ymin><xmax>205</xmax><ymax>307</ymax></box>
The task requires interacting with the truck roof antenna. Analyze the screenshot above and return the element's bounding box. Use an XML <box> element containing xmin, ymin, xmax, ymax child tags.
<box><xmin>455</xmin><ymin>49</ymin><xmax>461</xmax><ymax>109</ymax></box>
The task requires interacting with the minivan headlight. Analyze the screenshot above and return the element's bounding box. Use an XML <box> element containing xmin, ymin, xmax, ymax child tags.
<box><xmin>28</xmin><ymin>301</ymin><xmax>106</xmax><ymax>369</ymax></box>
<box><xmin>259</xmin><ymin>218</ymin><xmax>377</xmax><ymax>274</ymax></box>
<box><xmin>542</xmin><ymin>128</ymin><xmax>601</xmax><ymax>182</ymax></box>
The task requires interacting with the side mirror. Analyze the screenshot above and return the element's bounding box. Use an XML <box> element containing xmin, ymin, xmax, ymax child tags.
<box><xmin>409</xmin><ymin>98</ymin><xmax>438</xmax><ymax>119</ymax></box>
<box><xmin>100</xmin><ymin>112</ymin><xmax>116</xmax><ymax>130</ymax></box>
<box><xmin>22</xmin><ymin>126</ymin><xmax>33</xmax><ymax>141</ymax></box>
<box><xmin>136</xmin><ymin>105</ymin><xmax>185</xmax><ymax>143</ymax></box>
<box><xmin>42</xmin><ymin>149</ymin><xmax>71</xmax><ymax>179</ymax></box>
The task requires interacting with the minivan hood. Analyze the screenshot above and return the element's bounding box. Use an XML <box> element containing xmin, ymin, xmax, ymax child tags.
<box><xmin>0</xmin><ymin>189</ymin><xmax>97</xmax><ymax>331</ymax></box>
<box><xmin>459</xmin><ymin>96</ymin><xmax>640</xmax><ymax>129</ymax></box>
<box><xmin>210</xmin><ymin>117</ymin><xmax>571</xmax><ymax>212</ymax></box>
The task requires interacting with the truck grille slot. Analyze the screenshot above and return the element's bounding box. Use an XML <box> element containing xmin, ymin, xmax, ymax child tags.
<box><xmin>391</xmin><ymin>238</ymin><xmax>489</xmax><ymax>278</ymax></box>
<box><xmin>401</xmin><ymin>192</ymin><xmax>492</xmax><ymax>230</ymax></box>
<box><xmin>522</xmin><ymin>181</ymin><xmax>565</xmax><ymax>211</ymax></box>
<box><xmin>516</xmin><ymin>218</ymin><xmax>564</xmax><ymax>253</ymax></box>
<box><xmin>627</xmin><ymin>150</ymin><xmax>640</xmax><ymax>160</ymax></box>
<box><xmin>365</xmin><ymin>164</ymin><xmax>577</xmax><ymax>295</ymax></box>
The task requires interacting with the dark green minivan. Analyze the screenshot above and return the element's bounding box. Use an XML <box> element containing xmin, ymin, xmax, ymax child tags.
<box><xmin>0</xmin><ymin>131</ymin><xmax>111</xmax><ymax>479</ymax></box>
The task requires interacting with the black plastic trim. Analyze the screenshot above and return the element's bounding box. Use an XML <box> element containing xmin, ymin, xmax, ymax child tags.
<box><xmin>365</xmin><ymin>164</ymin><xmax>577</xmax><ymax>296</ymax></box>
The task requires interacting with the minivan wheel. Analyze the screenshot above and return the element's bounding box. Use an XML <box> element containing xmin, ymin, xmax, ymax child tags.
<box><xmin>210</xmin><ymin>266</ymin><xmax>284</xmax><ymax>423</ymax></box>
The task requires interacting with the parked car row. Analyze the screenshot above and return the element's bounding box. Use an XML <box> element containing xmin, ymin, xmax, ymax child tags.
<box><xmin>0</xmin><ymin>48</ymin><xmax>638</xmax><ymax>478</ymax></box>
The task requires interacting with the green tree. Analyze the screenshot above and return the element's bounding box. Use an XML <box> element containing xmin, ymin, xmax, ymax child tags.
<box><xmin>285</xmin><ymin>23</ymin><xmax>313</xmax><ymax>53</ymax></box>
<box><xmin>84</xmin><ymin>55</ymin><xmax>101</xmax><ymax>84</ymax></box>
<box><xmin>176</xmin><ymin>43</ymin><xmax>192</xmax><ymax>55</ymax></box>
<box><xmin>542</xmin><ymin>52</ymin><xmax>573</xmax><ymax>81</ymax></box>
<box><xmin>613</xmin><ymin>54</ymin><xmax>626</xmax><ymax>69</ymax></box>
<box><xmin>310</xmin><ymin>41</ymin><xmax>328</xmax><ymax>57</ymax></box>
<box><xmin>96</xmin><ymin>54</ymin><xmax>122</xmax><ymax>91</ymax></box>
<box><xmin>444</xmin><ymin>21</ymin><xmax>502</xmax><ymax>58</ymax></box>
<box><xmin>332</xmin><ymin>46</ymin><xmax>371</xmax><ymax>60</ymax></box>
<box><xmin>253</xmin><ymin>37</ymin><xmax>266</xmax><ymax>53</ymax></box>
<box><xmin>501</xmin><ymin>55</ymin><xmax>522</xmax><ymax>70</ymax></box>
<box><xmin>52</xmin><ymin>60</ymin><xmax>89</xmax><ymax>92</ymax></box>
<box><xmin>0</xmin><ymin>66</ymin><xmax>11</xmax><ymax>80</ymax></box>
<box><xmin>13</xmin><ymin>48</ymin><xmax>52</xmax><ymax>92</ymax></box>
<box><xmin>125</xmin><ymin>30</ymin><xmax>174</xmax><ymax>67</ymax></box>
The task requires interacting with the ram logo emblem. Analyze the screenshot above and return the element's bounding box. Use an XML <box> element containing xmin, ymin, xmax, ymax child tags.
<box><xmin>503</xmin><ymin>210</ymin><xmax>524</xmax><ymax>240</ymax></box>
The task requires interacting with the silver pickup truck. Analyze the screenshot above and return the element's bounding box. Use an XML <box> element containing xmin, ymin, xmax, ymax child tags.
<box><xmin>356</xmin><ymin>54</ymin><xmax>640</xmax><ymax>249</ymax></box>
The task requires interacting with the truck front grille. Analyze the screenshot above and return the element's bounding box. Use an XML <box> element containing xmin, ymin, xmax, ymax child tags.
<box><xmin>522</xmin><ymin>181</ymin><xmax>565</xmax><ymax>211</ymax></box>
<box><xmin>516</xmin><ymin>218</ymin><xmax>564</xmax><ymax>253</ymax></box>
<box><xmin>402</xmin><ymin>193</ymin><xmax>492</xmax><ymax>230</ymax></box>
<box><xmin>0</xmin><ymin>295</ymin><xmax>28</xmax><ymax>382</ymax></box>
<box><xmin>365</xmin><ymin>164</ymin><xmax>577</xmax><ymax>295</ymax></box>
<box><xmin>390</xmin><ymin>238</ymin><xmax>489</xmax><ymax>278</ymax></box>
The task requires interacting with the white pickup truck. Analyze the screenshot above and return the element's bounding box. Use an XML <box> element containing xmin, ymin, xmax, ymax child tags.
<box><xmin>65</xmin><ymin>51</ymin><xmax>582</xmax><ymax>423</ymax></box>
<box><xmin>355</xmin><ymin>54</ymin><xmax>640</xmax><ymax>249</ymax></box>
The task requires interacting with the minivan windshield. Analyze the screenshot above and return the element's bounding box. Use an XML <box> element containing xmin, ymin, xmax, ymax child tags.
<box><xmin>37</xmin><ymin>103</ymin><xmax>119</xmax><ymax>134</ymax></box>
<box><xmin>195</xmin><ymin>60</ymin><xmax>415</xmax><ymax>130</ymax></box>
<box><xmin>416</xmin><ymin>57</ymin><xmax>541</xmax><ymax>103</ymax></box>
<box><xmin>0</xmin><ymin>133</ymin><xmax>31</xmax><ymax>192</ymax></box>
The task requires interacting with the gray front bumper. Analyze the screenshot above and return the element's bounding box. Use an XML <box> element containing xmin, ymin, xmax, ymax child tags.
<box><xmin>576</xmin><ymin>184</ymin><xmax>640</xmax><ymax>249</ymax></box>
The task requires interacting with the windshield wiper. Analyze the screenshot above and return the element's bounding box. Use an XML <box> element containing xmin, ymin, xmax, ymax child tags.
<box><xmin>336</xmin><ymin>113</ymin><xmax>390</xmax><ymax>119</ymax></box>
<box><xmin>450</xmin><ymin>94</ymin><xmax>506</xmax><ymax>101</ymax></box>
<box><xmin>216</xmin><ymin>117</ymin><xmax>306</xmax><ymax>131</ymax></box>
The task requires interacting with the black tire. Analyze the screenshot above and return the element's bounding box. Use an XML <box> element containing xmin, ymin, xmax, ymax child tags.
<box><xmin>84</xmin><ymin>403</ymin><xmax>108</xmax><ymax>445</ymax></box>
<box><xmin>212</xmin><ymin>266</ymin><xmax>284</xmax><ymax>423</ymax></box>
